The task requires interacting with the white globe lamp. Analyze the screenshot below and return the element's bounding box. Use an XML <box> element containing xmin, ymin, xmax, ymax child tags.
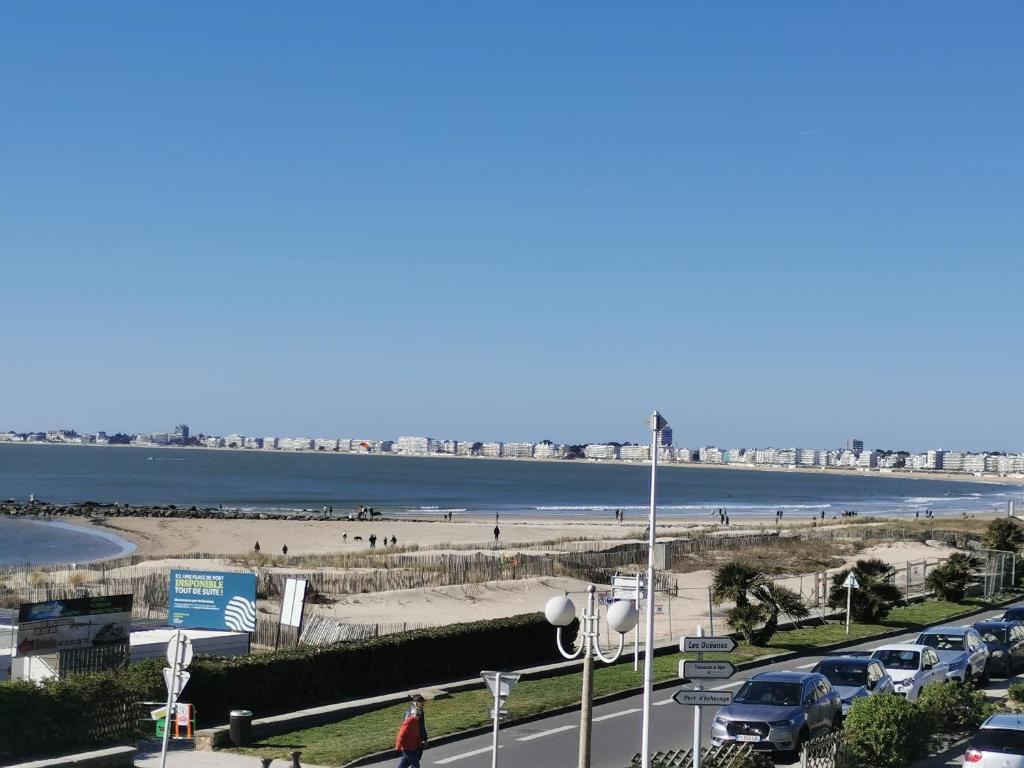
<box><xmin>544</xmin><ymin>594</ymin><xmax>577</xmax><ymax>627</ymax></box>
<box><xmin>607</xmin><ymin>599</ymin><xmax>640</xmax><ymax>634</ymax></box>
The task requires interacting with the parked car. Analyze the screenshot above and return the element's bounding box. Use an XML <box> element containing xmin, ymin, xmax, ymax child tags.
<box><xmin>870</xmin><ymin>644</ymin><xmax>948</xmax><ymax>700</ymax></box>
<box><xmin>811</xmin><ymin>656</ymin><xmax>895</xmax><ymax>715</ymax></box>
<box><xmin>973</xmin><ymin>620</ymin><xmax>1024</xmax><ymax>678</ymax></box>
<box><xmin>915</xmin><ymin>626</ymin><xmax>990</xmax><ymax>683</ymax></box>
<box><xmin>1002</xmin><ymin>607</ymin><xmax>1024</xmax><ymax>623</ymax></box>
<box><xmin>964</xmin><ymin>713</ymin><xmax>1024</xmax><ymax>768</ymax></box>
<box><xmin>710</xmin><ymin>671</ymin><xmax>842</xmax><ymax>757</ymax></box>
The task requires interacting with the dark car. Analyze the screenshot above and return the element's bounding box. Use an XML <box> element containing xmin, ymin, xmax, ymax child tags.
<box><xmin>811</xmin><ymin>656</ymin><xmax>895</xmax><ymax>715</ymax></box>
<box><xmin>711</xmin><ymin>671</ymin><xmax>842</xmax><ymax>757</ymax></box>
<box><xmin>974</xmin><ymin>620</ymin><xmax>1024</xmax><ymax>677</ymax></box>
<box><xmin>1002</xmin><ymin>608</ymin><xmax>1024</xmax><ymax>623</ymax></box>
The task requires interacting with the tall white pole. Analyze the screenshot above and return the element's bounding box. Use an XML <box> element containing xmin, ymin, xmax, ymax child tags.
<box><xmin>692</xmin><ymin>625</ymin><xmax>704</xmax><ymax>768</ymax></box>
<box><xmin>641</xmin><ymin>413</ymin><xmax>661</xmax><ymax>768</ymax></box>
<box><xmin>159</xmin><ymin>629</ymin><xmax>182</xmax><ymax>768</ymax></box>
<box><xmin>634</xmin><ymin>578</ymin><xmax>640</xmax><ymax>672</ymax></box>
<box><xmin>491</xmin><ymin>674</ymin><xmax>501</xmax><ymax>768</ymax></box>
<box><xmin>845</xmin><ymin>584</ymin><xmax>852</xmax><ymax>635</ymax></box>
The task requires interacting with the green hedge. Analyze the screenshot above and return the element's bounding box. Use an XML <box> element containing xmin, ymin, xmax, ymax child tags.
<box><xmin>0</xmin><ymin>611</ymin><xmax>577</xmax><ymax>759</ymax></box>
<box><xmin>179</xmin><ymin>612</ymin><xmax>577</xmax><ymax>726</ymax></box>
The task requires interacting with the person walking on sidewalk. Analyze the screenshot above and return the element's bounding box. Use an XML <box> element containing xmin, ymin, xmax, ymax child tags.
<box><xmin>395</xmin><ymin>696</ymin><xmax>428</xmax><ymax>768</ymax></box>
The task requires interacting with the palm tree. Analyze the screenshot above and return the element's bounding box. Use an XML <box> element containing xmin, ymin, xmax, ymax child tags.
<box><xmin>926</xmin><ymin>552</ymin><xmax>981</xmax><ymax>602</ymax></box>
<box><xmin>828</xmin><ymin>558</ymin><xmax>902</xmax><ymax>622</ymax></box>
<box><xmin>712</xmin><ymin>560</ymin><xmax>809</xmax><ymax>645</ymax></box>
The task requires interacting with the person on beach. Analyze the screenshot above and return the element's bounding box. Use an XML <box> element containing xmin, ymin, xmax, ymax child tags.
<box><xmin>493</xmin><ymin>525</ymin><xmax>500</xmax><ymax>543</ymax></box>
<box><xmin>395</xmin><ymin>696</ymin><xmax>428</xmax><ymax>768</ymax></box>
<box><xmin>391</xmin><ymin>535</ymin><xmax>397</xmax><ymax>546</ymax></box>
<box><xmin>254</xmin><ymin>541</ymin><xmax>260</xmax><ymax>553</ymax></box>
<box><xmin>282</xmin><ymin>544</ymin><xmax>288</xmax><ymax>556</ymax></box>
<box><xmin>369</xmin><ymin>534</ymin><xmax>377</xmax><ymax>549</ymax></box>
<box><xmin>343</xmin><ymin>533</ymin><xmax>348</xmax><ymax>542</ymax></box>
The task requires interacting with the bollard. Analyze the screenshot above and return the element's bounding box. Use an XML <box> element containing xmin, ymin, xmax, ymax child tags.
<box><xmin>260</xmin><ymin>759</ymin><xmax>273</xmax><ymax>768</ymax></box>
<box><xmin>290</xmin><ymin>751</ymin><xmax>302</xmax><ymax>768</ymax></box>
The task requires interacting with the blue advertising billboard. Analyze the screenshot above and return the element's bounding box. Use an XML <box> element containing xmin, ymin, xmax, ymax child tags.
<box><xmin>168</xmin><ymin>570</ymin><xmax>257</xmax><ymax>632</ymax></box>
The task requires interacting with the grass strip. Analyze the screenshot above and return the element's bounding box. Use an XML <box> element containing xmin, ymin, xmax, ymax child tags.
<box><xmin>231</xmin><ymin>596</ymin><xmax>1010</xmax><ymax>767</ymax></box>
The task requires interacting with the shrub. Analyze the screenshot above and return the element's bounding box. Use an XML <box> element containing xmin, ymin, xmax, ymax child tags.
<box><xmin>178</xmin><ymin>612</ymin><xmax>576</xmax><ymax>726</ymax></box>
<box><xmin>828</xmin><ymin>559</ymin><xmax>902</xmax><ymax>622</ymax></box>
<box><xmin>1008</xmin><ymin>682</ymin><xmax>1024</xmax><ymax>704</ymax></box>
<box><xmin>983</xmin><ymin>518</ymin><xmax>1024</xmax><ymax>554</ymax></box>
<box><xmin>916</xmin><ymin>680</ymin><xmax>994</xmax><ymax>731</ymax></box>
<box><xmin>712</xmin><ymin>560</ymin><xmax>809</xmax><ymax>645</ymax></box>
<box><xmin>843</xmin><ymin>693</ymin><xmax>930</xmax><ymax>768</ymax></box>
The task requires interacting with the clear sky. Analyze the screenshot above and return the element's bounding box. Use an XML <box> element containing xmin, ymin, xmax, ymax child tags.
<box><xmin>2</xmin><ymin>4</ymin><xmax>1022</xmax><ymax>452</ymax></box>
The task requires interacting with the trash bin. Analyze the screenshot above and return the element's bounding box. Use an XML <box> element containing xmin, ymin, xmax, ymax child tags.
<box><xmin>229</xmin><ymin>709</ymin><xmax>253</xmax><ymax>746</ymax></box>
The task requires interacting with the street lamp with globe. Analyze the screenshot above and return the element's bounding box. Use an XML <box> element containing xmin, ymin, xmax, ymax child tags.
<box><xmin>545</xmin><ymin>584</ymin><xmax>639</xmax><ymax>768</ymax></box>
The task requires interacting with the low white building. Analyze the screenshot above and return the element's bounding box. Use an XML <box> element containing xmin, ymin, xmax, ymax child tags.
<box><xmin>943</xmin><ymin>451</ymin><xmax>966</xmax><ymax>472</ymax></box>
<box><xmin>503</xmin><ymin>442</ymin><xmax>535</xmax><ymax>459</ymax></box>
<box><xmin>262</xmin><ymin>437</ymin><xmax>278</xmax><ymax>450</ymax></box>
<box><xmin>397</xmin><ymin>436</ymin><xmax>438</xmax><ymax>455</ymax></box>
<box><xmin>856</xmin><ymin>450</ymin><xmax>880</xmax><ymax>468</ymax></box>
<box><xmin>699</xmin><ymin>446</ymin><xmax>724</xmax><ymax>464</ymax></box>
<box><xmin>480</xmin><ymin>442</ymin><xmax>503</xmax><ymax>458</ymax></box>
<box><xmin>963</xmin><ymin>453</ymin><xmax>987</xmax><ymax>473</ymax></box>
<box><xmin>584</xmin><ymin>444</ymin><xmax>618</xmax><ymax>460</ymax></box>
<box><xmin>796</xmin><ymin>448</ymin><xmax>819</xmax><ymax>466</ymax></box>
<box><xmin>224</xmin><ymin>433</ymin><xmax>246</xmax><ymax>448</ymax></box>
<box><xmin>243</xmin><ymin>436</ymin><xmax>262</xmax><ymax>449</ymax></box>
<box><xmin>314</xmin><ymin>438</ymin><xmax>339</xmax><ymax>451</ymax></box>
<box><xmin>619</xmin><ymin>445</ymin><xmax>651</xmax><ymax>462</ymax></box>
<box><xmin>534</xmin><ymin>442</ymin><xmax>564</xmax><ymax>459</ymax></box>
<box><xmin>456</xmin><ymin>441</ymin><xmax>479</xmax><ymax>456</ymax></box>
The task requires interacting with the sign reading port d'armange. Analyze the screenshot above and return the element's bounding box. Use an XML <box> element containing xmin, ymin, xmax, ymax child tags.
<box><xmin>168</xmin><ymin>570</ymin><xmax>257</xmax><ymax>632</ymax></box>
<box><xmin>16</xmin><ymin>594</ymin><xmax>133</xmax><ymax>656</ymax></box>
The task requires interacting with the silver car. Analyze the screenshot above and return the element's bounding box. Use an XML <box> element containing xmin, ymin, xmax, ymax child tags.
<box><xmin>711</xmin><ymin>671</ymin><xmax>842</xmax><ymax>756</ymax></box>
<box><xmin>964</xmin><ymin>713</ymin><xmax>1024</xmax><ymax>768</ymax></box>
<box><xmin>916</xmin><ymin>626</ymin><xmax>990</xmax><ymax>684</ymax></box>
<box><xmin>870</xmin><ymin>644</ymin><xmax>948</xmax><ymax>701</ymax></box>
<box><xmin>811</xmin><ymin>656</ymin><xmax>895</xmax><ymax>715</ymax></box>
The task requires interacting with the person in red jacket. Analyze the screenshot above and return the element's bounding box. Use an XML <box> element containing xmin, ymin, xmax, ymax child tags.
<box><xmin>395</xmin><ymin>699</ymin><xmax>428</xmax><ymax>768</ymax></box>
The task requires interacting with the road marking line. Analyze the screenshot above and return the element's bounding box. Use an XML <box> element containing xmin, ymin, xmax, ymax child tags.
<box><xmin>654</xmin><ymin>698</ymin><xmax>675</xmax><ymax>706</ymax></box>
<box><xmin>711</xmin><ymin>680</ymin><xmax>744</xmax><ymax>690</ymax></box>
<box><xmin>434</xmin><ymin>745</ymin><xmax>500</xmax><ymax>764</ymax></box>
<box><xmin>593</xmin><ymin>707</ymin><xmax>641</xmax><ymax>722</ymax></box>
<box><xmin>796</xmin><ymin>662</ymin><xmax>817</xmax><ymax>669</ymax></box>
<box><xmin>516</xmin><ymin>725</ymin><xmax>577</xmax><ymax>742</ymax></box>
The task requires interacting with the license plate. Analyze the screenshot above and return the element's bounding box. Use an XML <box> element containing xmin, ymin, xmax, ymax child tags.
<box><xmin>735</xmin><ymin>735</ymin><xmax>762</xmax><ymax>742</ymax></box>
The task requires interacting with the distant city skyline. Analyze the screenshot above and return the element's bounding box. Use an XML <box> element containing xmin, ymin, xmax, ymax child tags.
<box><xmin>2</xmin><ymin>5</ymin><xmax>1022</xmax><ymax>449</ymax></box>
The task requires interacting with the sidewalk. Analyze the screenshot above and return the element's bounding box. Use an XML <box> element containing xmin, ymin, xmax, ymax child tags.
<box><xmin>135</xmin><ymin>740</ymin><xmax>329</xmax><ymax>768</ymax></box>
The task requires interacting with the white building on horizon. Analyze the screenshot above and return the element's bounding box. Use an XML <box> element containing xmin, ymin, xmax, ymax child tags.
<box><xmin>397</xmin><ymin>436</ymin><xmax>438</xmax><ymax>455</ymax></box>
<box><xmin>584</xmin><ymin>444</ymin><xmax>618</xmax><ymax>460</ymax></box>
<box><xmin>619</xmin><ymin>445</ymin><xmax>651</xmax><ymax>462</ymax></box>
<box><xmin>502</xmin><ymin>442</ymin><xmax>535</xmax><ymax>459</ymax></box>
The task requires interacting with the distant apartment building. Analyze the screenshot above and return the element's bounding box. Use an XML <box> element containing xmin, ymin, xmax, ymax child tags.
<box><xmin>846</xmin><ymin>438</ymin><xmax>864</xmax><ymax>453</ymax></box>
<box><xmin>456</xmin><ymin>441</ymin><xmax>480</xmax><ymax>456</ymax></box>
<box><xmin>619</xmin><ymin>445</ymin><xmax>651</xmax><ymax>462</ymax></box>
<box><xmin>962</xmin><ymin>453</ymin><xmax>987</xmax><ymax>473</ymax></box>
<box><xmin>314</xmin><ymin>438</ymin><xmax>339</xmax><ymax>451</ymax></box>
<box><xmin>480</xmin><ymin>442</ymin><xmax>503</xmax><ymax>458</ymax></box>
<box><xmin>534</xmin><ymin>442</ymin><xmax>564</xmax><ymax>459</ymax></box>
<box><xmin>173</xmin><ymin>424</ymin><xmax>190</xmax><ymax>445</ymax></box>
<box><xmin>857</xmin><ymin>450</ymin><xmax>880</xmax><ymax>468</ymax></box>
<box><xmin>776</xmin><ymin>448</ymin><xmax>798</xmax><ymax>465</ymax></box>
<box><xmin>204</xmin><ymin>436</ymin><xmax>225</xmax><ymax>448</ymax></box>
<box><xmin>699</xmin><ymin>446</ymin><xmax>724</xmax><ymax>464</ymax></box>
<box><xmin>441</xmin><ymin>440</ymin><xmax>459</xmax><ymax>454</ymax></box>
<box><xmin>280</xmin><ymin>437</ymin><xmax>313</xmax><ymax>451</ymax></box>
<box><xmin>659</xmin><ymin>426</ymin><xmax>673</xmax><ymax>447</ymax></box>
<box><xmin>796</xmin><ymin>448</ymin><xmax>819</xmax><ymax>466</ymax></box>
<box><xmin>942</xmin><ymin>451</ymin><xmax>966</xmax><ymax>472</ymax></box>
<box><xmin>262</xmin><ymin>437</ymin><xmax>278</xmax><ymax>450</ymax></box>
<box><xmin>754</xmin><ymin>448</ymin><xmax>778</xmax><ymax>465</ymax></box>
<box><xmin>926</xmin><ymin>449</ymin><xmax>945</xmax><ymax>470</ymax></box>
<box><xmin>503</xmin><ymin>442</ymin><xmax>535</xmax><ymax>459</ymax></box>
<box><xmin>224</xmin><ymin>433</ymin><xmax>246</xmax><ymax>448</ymax></box>
<box><xmin>584</xmin><ymin>444</ymin><xmax>619</xmax><ymax>460</ymax></box>
<box><xmin>243</xmin><ymin>436</ymin><xmax>262</xmax><ymax>449</ymax></box>
<box><xmin>397</xmin><ymin>436</ymin><xmax>438</xmax><ymax>455</ymax></box>
<box><xmin>674</xmin><ymin>447</ymin><xmax>697</xmax><ymax>462</ymax></box>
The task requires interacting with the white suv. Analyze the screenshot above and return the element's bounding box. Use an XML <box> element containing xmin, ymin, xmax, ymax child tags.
<box><xmin>870</xmin><ymin>643</ymin><xmax>948</xmax><ymax>701</ymax></box>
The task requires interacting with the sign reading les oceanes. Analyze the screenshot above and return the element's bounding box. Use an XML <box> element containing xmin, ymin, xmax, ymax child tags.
<box><xmin>680</xmin><ymin>636</ymin><xmax>737</xmax><ymax>653</ymax></box>
<box><xmin>168</xmin><ymin>570</ymin><xmax>256</xmax><ymax>632</ymax></box>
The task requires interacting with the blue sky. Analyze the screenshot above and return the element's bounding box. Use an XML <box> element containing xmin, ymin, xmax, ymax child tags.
<box><xmin>1</xmin><ymin>4</ymin><xmax>1022</xmax><ymax>451</ymax></box>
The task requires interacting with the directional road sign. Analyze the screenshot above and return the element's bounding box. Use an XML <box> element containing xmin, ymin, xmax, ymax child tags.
<box><xmin>681</xmin><ymin>636</ymin><xmax>737</xmax><ymax>653</ymax></box>
<box><xmin>166</xmin><ymin>635</ymin><xmax>194</xmax><ymax>669</ymax></box>
<box><xmin>672</xmin><ymin>688</ymin><xmax>734</xmax><ymax>707</ymax></box>
<box><xmin>162</xmin><ymin>668</ymin><xmax>191</xmax><ymax>703</ymax></box>
<box><xmin>680</xmin><ymin>660</ymin><xmax>738</xmax><ymax>680</ymax></box>
<box><xmin>842</xmin><ymin>572</ymin><xmax>860</xmax><ymax>589</ymax></box>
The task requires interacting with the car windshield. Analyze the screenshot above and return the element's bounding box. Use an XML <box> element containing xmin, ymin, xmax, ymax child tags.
<box><xmin>979</xmin><ymin>628</ymin><xmax>1008</xmax><ymax>644</ymax></box>
<box><xmin>972</xmin><ymin>729</ymin><xmax>1024</xmax><ymax>754</ymax></box>
<box><xmin>1004</xmin><ymin>610</ymin><xmax>1024</xmax><ymax>622</ymax></box>
<box><xmin>874</xmin><ymin>650</ymin><xmax>920</xmax><ymax>670</ymax></box>
<box><xmin>734</xmin><ymin>681</ymin><xmax>802</xmax><ymax>707</ymax></box>
<box><xmin>814</xmin><ymin>662</ymin><xmax>867</xmax><ymax>687</ymax></box>
<box><xmin>919</xmin><ymin>634</ymin><xmax>965</xmax><ymax>651</ymax></box>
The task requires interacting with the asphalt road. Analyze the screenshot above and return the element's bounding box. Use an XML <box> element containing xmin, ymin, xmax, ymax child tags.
<box><xmin>361</xmin><ymin>598</ymin><xmax>1023</xmax><ymax>768</ymax></box>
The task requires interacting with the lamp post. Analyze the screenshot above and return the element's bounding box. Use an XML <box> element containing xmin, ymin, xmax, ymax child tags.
<box><xmin>641</xmin><ymin>410</ymin><xmax>667</xmax><ymax>768</ymax></box>
<box><xmin>545</xmin><ymin>585</ymin><xmax>639</xmax><ymax>768</ymax></box>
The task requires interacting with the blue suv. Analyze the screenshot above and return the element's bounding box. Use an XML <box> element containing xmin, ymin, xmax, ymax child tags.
<box><xmin>915</xmin><ymin>625</ymin><xmax>989</xmax><ymax>683</ymax></box>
